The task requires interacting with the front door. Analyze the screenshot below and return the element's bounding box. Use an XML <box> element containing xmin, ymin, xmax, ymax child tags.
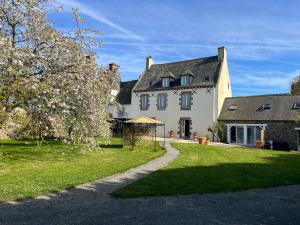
<box><xmin>184</xmin><ymin>120</ymin><xmax>190</xmax><ymax>138</ymax></box>
<box><xmin>180</xmin><ymin>119</ymin><xmax>190</xmax><ymax>139</ymax></box>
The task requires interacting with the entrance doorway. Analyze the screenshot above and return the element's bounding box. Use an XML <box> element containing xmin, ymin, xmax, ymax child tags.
<box><xmin>180</xmin><ymin>118</ymin><xmax>191</xmax><ymax>139</ymax></box>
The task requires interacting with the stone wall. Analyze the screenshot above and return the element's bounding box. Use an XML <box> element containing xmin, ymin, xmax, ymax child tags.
<box><xmin>220</xmin><ymin>120</ymin><xmax>299</xmax><ymax>150</ymax></box>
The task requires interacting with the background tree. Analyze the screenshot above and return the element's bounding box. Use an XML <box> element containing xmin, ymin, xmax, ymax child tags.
<box><xmin>0</xmin><ymin>0</ymin><xmax>119</xmax><ymax>145</ymax></box>
<box><xmin>291</xmin><ymin>74</ymin><xmax>300</xmax><ymax>95</ymax></box>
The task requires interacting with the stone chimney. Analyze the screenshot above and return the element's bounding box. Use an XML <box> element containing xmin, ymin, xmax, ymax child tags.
<box><xmin>146</xmin><ymin>56</ymin><xmax>154</xmax><ymax>70</ymax></box>
<box><xmin>109</xmin><ymin>63</ymin><xmax>119</xmax><ymax>71</ymax></box>
<box><xmin>218</xmin><ymin>46</ymin><xmax>227</xmax><ymax>61</ymax></box>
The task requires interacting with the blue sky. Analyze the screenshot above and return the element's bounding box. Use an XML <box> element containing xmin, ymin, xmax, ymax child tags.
<box><xmin>51</xmin><ymin>0</ymin><xmax>300</xmax><ymax>96</ymax></box>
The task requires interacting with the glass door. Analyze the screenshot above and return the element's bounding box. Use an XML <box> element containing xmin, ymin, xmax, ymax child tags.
<box><xmin>247</xmin><ymin>126</ymin><xmax>255</xmax><ymax>145</ymax></box>
<box><xmin>236</xmin><ymin>126</ymin><xmax>244</xmax><ymax>144</ymax></box>
<box><xmin>230</xmin><ymin>126</ymin><xmax>244</xmax><ymax>144</ymax></box>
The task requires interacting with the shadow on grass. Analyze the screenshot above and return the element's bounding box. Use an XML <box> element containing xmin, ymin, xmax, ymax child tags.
<box><xmin>1</xmin><ymin>152</ymin><xmax>300</xmax><ymax>225</ymax></box>
<box><xmin>113</xmin><ymin>152</ymin><xmax>300</xmax><ymax>198</ymax></box>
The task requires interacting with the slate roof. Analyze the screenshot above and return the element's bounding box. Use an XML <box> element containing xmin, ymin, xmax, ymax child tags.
<box><xmin>116</xmin><ymin>80</ymin><xmax>138</xmax><ymax>104</ymax></box>
<box><xmin>133</xmin><ymin>56</ymin><xmax>221</xmax><ymax>91</ymax></box>
<box><xmin>219</xmin><ymin>94</ymin><xmax>300</xmax><ymax>121</ymax></box>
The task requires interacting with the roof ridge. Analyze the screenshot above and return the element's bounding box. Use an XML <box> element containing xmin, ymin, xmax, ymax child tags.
<box><xmin>226</xmin><ymin>93</ymin><xmax>291</xmax><ymax>99</ymax></box>
<box><xmin>152</xmin><ymin>55</ymin><xmax>218</xmax><ymax>66</ymax></box>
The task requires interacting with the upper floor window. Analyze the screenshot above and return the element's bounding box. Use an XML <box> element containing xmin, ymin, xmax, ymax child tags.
<box><xmin>162</xmin><ymin>77</ymin><xmax>170</xmax><ymax>87</ymax></box>
<box><xmin>157</xmin><ymin>94</ymin><xmax>167</xmax><ymax>110</ymax></box>
<box><xmin>181</xmin><ymin>92</ymin><xmax>192</xmax><ymax>109</ymax></box>
<box><xmin>140</xmin><ymin>94</ymin><xmax>149</xmax><ymax>110</ymax></box>
<box><xmin>181</xmin><ymin>75</ymin><xmax>191</xmax><ymax>86</ymax></box>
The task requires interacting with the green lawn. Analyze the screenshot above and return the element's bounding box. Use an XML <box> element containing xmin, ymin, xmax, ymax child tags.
<box><xmin>0</xmin><ymin>137</ymin><xmax>165</xmax><ymax>202</ymax></box>
<box><xmin>113</xmin><ymin>143</ymin><xmax>300</xmax><ymax>198</ymax></box>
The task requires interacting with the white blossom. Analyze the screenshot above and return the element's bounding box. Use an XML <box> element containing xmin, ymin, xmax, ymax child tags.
<box><xmin>0</xmin><ymin>0</ymin><xmax>120</xmax><ymax>145</ymax></box>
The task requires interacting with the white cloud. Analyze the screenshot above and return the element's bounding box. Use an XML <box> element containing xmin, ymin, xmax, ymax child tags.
<box><xmin>56</xmin><ymin>0</ymin><xmax>143</xmax><ymax>41</ymax></box>
<box><xmin>232</xmin><ymin>69</ymin><xmax>300</xmax><ymax>94</ymax></box>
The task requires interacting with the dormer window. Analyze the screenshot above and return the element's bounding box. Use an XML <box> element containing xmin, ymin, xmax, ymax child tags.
<box><xmin>162</xmin><ymin>77</ymin><xmax>170</xmax><ymax>87</ymax></box>
<box><xmin>181</xmin><ymin>75</ymin><xmax>191</xmax><ymax>86</ymax></box>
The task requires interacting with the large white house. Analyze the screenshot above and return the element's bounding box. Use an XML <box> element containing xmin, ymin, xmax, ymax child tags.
<box><xmin>110</xmin><ymin>47</ymin><xmax>232</xmax><ymax>139</ymax></box>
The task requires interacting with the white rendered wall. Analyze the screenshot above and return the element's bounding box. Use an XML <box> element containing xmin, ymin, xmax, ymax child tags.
<box><xmin>108</xmin><ymin>104</ymin><xmax>133</xmax><ymax>119</ymax></box>
<box><xmin>131</xmin><ymin>88</ymin><xmax>215</xmax><ymax>138</ymax></box>
<box><xmin>216</xmin><ymin>50</ymin><xmax>232</xmax><ymax>117</ymax></box>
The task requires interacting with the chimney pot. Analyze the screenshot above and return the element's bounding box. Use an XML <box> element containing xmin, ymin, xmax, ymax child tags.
<box><xmin>109</xmin><ymin>63</ymin><xmax>119</xmax><ymax>71</ymax></box>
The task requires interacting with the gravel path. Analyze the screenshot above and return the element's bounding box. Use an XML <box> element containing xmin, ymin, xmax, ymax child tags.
<box><xmin>1</xmin><ymin>142</ymin><xmax>300</xmax><ymax>225</ymax></box>
<box><xmin>74</xmin><ymin>141</ymin><xmax>179</xmax><ymax>194</ymax></box>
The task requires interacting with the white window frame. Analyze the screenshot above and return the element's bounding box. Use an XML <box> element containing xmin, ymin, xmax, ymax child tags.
<box><xmin>181</xmin><ymin>92</ymin><xmax>191</xmax><ymax>109</ymax></box>
<box><xmin>157</xmin><ymin>94</ymin><xmax>167</xmax><ymax>109</ymax></box>
<box><xmin>181</xmin><ymin>75</ymin><xmax>190</xmax><ymax>86</ymax></box>
<box><xmin>140</xmin><ymin>94</ymin><xmax>149</xmax><ymax>110</ymax></box>
<box><xmin>162</xmin><ymin>78</ymin><xmax>170</xmax><ymax>87</ymax></box>
<box><xmin>226</xmin><ymin>124</ymin><xmax>267</xmax><ymax>145</ymax></box>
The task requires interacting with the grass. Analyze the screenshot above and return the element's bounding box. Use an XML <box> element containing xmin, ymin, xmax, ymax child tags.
<box><xmin>113</xmin><ymin>143</ymin><xmax>300</xmax><ymax>198</ymax></box>
<box><xmin>0</xmin><ymin>137</ymin><xmax>165</xmax><ymax>202</ymax></box>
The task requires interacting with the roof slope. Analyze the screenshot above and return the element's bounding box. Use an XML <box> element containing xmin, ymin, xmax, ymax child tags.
<box><xmin>133</xmin><ymin>56</ymin><xmax>221</xmax><ymax>91</ymax></box>
<box><xmin>116</xmin><ymin>80</ymin><xmax>138</xmax><ymax>104</ymax></box>
<box><xmin>219</xmin><ymin>94</ymin><xmax>300</xmax><ymax>121</ymax></box>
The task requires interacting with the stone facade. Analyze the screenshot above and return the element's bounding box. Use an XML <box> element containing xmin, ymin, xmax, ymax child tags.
<box><xmin>220</xmin><ymin>120</ymin><xmax>299</xmax><ymax>150</ymax></box>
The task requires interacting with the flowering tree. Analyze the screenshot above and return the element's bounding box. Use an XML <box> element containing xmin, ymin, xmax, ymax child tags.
<box><xmin>0</xmin><ymin>0</ymin><xmax>119</xmax><ymax>145</ymax></box>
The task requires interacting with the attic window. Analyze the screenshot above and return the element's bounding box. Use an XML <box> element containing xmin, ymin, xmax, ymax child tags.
<box><xmin>203</xmin><ymin>76</ymin><xmax>210</xmax><ymax>82</ymax></box>
<box><xmin>262</xmin><ymin>103</ymin><xmax>272</xmax><ymax>110</ymax></box>
<box><xmin>162</xmin><ymin>77</ymin><xmax>170</xmax><ymax>87</ymax></box>
<box><xmin>181</xmin><ymin>75</ymin><xmax>191</xmax><ymax>86</ymax></box>
<box><xmin>228</xmin><ymin>105</ymin><xmax>237</xmax><ymax>110</ymax></box>
<box><xmin>293</xmin><ymin>103</ymin><xmax>300</xmax><ymax>109</ymax></box>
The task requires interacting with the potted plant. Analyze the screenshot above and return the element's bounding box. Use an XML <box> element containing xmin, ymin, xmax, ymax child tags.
<box><xmin>205</xmin><ymin>135</ymin><xmax>210</xmax><ymax>145</ymax></box>
<box><xmin>169</xmin><ymin>130</ymin><xmax>174</xmax><ymax>138</ymax></box>
<box><xmin>198</xmin><ymin>136</ymin><xmax>206</xmax><ymax>144</ymax></box>
<box><xmin>192</xmin><ymin>131</ymin><xmax>198</xmax><ymax>140</ymax></box>
<box><xmin>256</xmin><ymin>140</ymin><xmax>265</xmax><ymax>149</ymax></box>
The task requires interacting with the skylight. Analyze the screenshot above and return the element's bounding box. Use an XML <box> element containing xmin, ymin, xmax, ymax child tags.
<box><xmin>262</xmin><ymin>103</ymin><xmax>272</xmax><ymax>110</ymax></box>
<box><xmin>293</xmin><ymin>102</ymin><xmax>300</xmax><ymax>109</ymax></box>
<box><xmin>228</xmin><ymin>105</ymin><xmax>237</xmax><ymax>110</ymax></box>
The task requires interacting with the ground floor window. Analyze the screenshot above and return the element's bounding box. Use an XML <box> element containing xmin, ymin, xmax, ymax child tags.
<box><xmin>227</xmin><ymin>124</ymin><xmax>266</xmax><ymax>146</ymax></box>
